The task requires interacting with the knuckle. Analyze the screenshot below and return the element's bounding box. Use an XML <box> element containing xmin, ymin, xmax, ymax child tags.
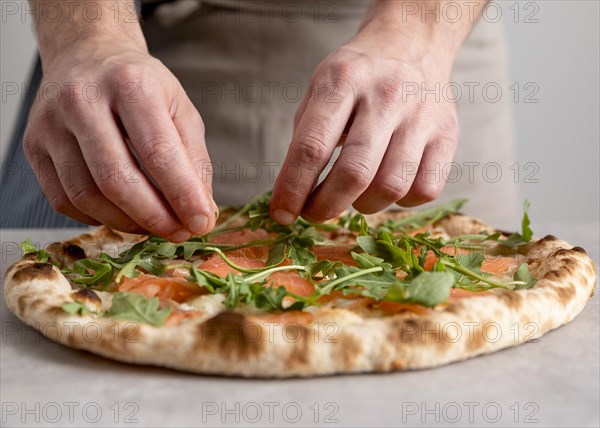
<box><xmin>294</xmin><ymin>130</ymin><xmax>330</xmax><ymax>164</ymax></box>
<box><xmin>117</xmin><ymin>221</ymin><xmax>145</xmax><ymax>234</ymax></box>
<box><xmin>137</xmin><ymin>135</ymin><xmax>179</xmax><ymax>168</ymax></box>
<box><xmin>67</xmin><ymin>184</ymin><xmax>98</xmax><ymax>207</ymax></box>
<box><xmin>305</xmin><ymin>205</ymin><xmax>339</xmax><ymax>223</ymax></box>
<box><xmin>411</xmin><ymin>183</ymin><xmax>442</xmax><ymax>203</ymax></box>
<box><xmin>195</xmin><ymin>115</ymin><xmax>206</xmax><ymax>135</ymax></box>
<box><xmin>31</xmin><ymin>104</ymin><xmax>57</xmax><ymax>127</ymax></box>
<box><xmin>47</xmin><ymin>192</ymin><xmax>71</xmax><ymax>215</ymax></box>
<box><xmin>58</xmin><ymin>91</ymin><xmax>90</xmax><ymax>117</ymax></box>
<box><xmin>22</xmin><ymin>131</ymin><xmax>39</xmax><ymax>159</ymax></box>
<box><xmin>95</xmin><ymin>169</ymin><xmax>123</xmax><ymax>196</ymax></box>
<box><xmin>377</xmin><ymin>79</ymin><xmax>404</xmax><ymax>109</ymax></box>
<box><xmin>337</xmin><ymin>157</ymin><xmax>372</xmax><ymax>189</ymax></box>
<box><xmin>167</xmin><ymin>180</ymin><xmax>198</xmax><ymax>207</ymax></box>
<box><xmin>313</xmin><ymin>61</ymin><xmax>359</xmax><ymax>99</ymax></box>
<box><xmin>438</xmin><ymin>118</ymin><xmax>460</xmax><ymax>144</ymax></box>
<box><xmin>377</xmin><ymin>175</ymin><xmax>410</xmax><ymax>201</ymax></box>
<box><xmin>110</xmin><ymin>63</ymin><xmax>144</xmax><ymax>85</ymax></box>
<box><xmin>327</xmin><ymin>60</ymin><xmax>359</xmax><ymax>87</ymax></box>
<box><xmin>138</xmin><ymin>209</ymin><xmax>171</xmax><ymax>233</ymax></box>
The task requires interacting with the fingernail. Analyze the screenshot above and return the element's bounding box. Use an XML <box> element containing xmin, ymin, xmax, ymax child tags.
<box><xmin>170</xmin><ymin>229</ymin><xmax>191</xmax><ymax>243</ymax></box>
<box><xmin>273</xmin><ymin>208</ymin><xmax>296</xmax><ymax>225</ymax></box>
<box><xmin>189</xmin><ymin>214</ymin><xmax>209</xmax><ymax>235</ymax></box>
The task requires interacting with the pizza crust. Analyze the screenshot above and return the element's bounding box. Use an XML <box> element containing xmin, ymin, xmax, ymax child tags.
<box><xmin>3</xmin><ymin>214</ymin><xmax>597</xmax><ymax>377</ymax></box>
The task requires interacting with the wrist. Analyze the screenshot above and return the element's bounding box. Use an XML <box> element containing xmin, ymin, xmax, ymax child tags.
<box><xmin>356</xmin><ymin>1</ymin><xmax>486</xmax><ymax>73</ymax></box>
<box><xmin>349</xmin><ymin>23</ymin><xmax>457</xmax><ymax>78</ymax></box>
<box><xmin>32</xmin><ymin>1</ymin><xmax>147</xmax><ymax>71</ymax></box>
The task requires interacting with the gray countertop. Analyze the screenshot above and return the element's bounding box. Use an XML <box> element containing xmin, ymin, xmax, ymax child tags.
<box><xmin>1</xmin><ymin>223</ymin><xmax>598</xmax><ymax>428</ymax></box>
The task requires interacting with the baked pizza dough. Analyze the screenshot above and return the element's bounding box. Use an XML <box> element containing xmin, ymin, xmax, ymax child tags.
<box><xmin>3</xmin><ymin>207</ymin><xmax>596</xmax><ymax>378</ymax></box>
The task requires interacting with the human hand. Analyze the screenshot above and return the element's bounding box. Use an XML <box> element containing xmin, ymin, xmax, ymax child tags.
<box><xmin>25</xmin><ymin>41</ymin><xmax>216</xmax><ymax>242</ymax></box>
<box><xmin>271</xmin><ymin>6</ymin><xmax>467</xmax><ymax>224</ymax></box>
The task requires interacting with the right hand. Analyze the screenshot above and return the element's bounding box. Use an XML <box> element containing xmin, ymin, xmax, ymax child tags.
<box><xmin>24</xmin><ymin>42</ymin><xmax>217</xmax><ymax>242</ymax></box>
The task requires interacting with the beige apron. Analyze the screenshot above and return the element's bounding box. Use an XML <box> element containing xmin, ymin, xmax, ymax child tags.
<box><xmin>142</xmin><ymin>0</ymin><xmax>519</xmax><ymax>225</ymax></box>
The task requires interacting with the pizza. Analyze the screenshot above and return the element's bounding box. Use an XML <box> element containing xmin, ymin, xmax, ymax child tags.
<box><xmin>4</xmin><ymin>193</ymin><xmax>597</xmax><ymax>377</ymax></box>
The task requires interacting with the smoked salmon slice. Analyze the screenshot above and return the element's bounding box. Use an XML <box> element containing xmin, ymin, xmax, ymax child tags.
<box><xmin>119</xmin><ymin>274</ymin><xmax>205</xmax><ymax>303</ymax></box>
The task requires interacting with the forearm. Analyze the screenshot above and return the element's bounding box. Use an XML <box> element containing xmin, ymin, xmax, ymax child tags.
<box><xmin>30</xmin><ymin>0</ymin><xmax>147</xmax><ymax>69</ymax></box>
<box><xmin>358</xmin><ymin>0</ymin><xmax>488</xmax><ymax>67</ymax></box>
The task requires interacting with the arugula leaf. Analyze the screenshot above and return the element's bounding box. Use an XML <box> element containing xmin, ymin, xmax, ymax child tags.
<box><xmin>305</xmin><ymin>259</ymin><xmax>342</xmax><ymax>279</ymax></box>
<box><xmin>498</xmin><ymin>200</ymin><xmax>534</xmax><ymax>248</ymax></box>
<box><xmin>318</xmin><ymin>255</ymin><xmax>399</xmax><ymax>300</ymax></box>
<box><xmin>394</xmin><ymin>271</ymin><xmax>454</xmax><ymax>308</ymax></box>
<box><xmin>18</xmin><ymin>239</ymin><xmax>49</xmax><ymax>263</ymax></box>
<box><xmin>61</xmin><ymin>301</ymin><xmax>93</xmax><ymax>316</ymax></box>
<box><xmin>106</xmin><ymin>292</ymin><xmax>172</xmax><ymax>326</ymax></box>
<box><xmin>71</xmin><ymin>259</ymin><xmax>114</xmax><ymax>287</ymax></box>
<box><xmin>338</xmin><ymin>213</ymin><xmax>371</xmax><ymax>235</ymax></box>
<box><xmin>251</xmin><ymin>284</ymin><xmax>289</xmax><ymax>311</ymax></box>
<box><xmin>288</xmin><ymin>244</ymin><xmax>317</xmax><ymax>267</ymax></box>
<box><xmin>357</xmin><ymin>235</ymin><xmax>423</xmax><ymax>276</ymax></box>
<box><xmin>385</xmin><ymin>199</ymin><xmax>467</xmax><ymax>232</ymax></box>
<box><xmin>338</xmin><ymin>268</ymin><xmax>397</xmax><ymax>300</ymax></box>
<box><xmin>221</xmin><ymin>274</ymin><xmax>303</xmax><ymax>312</ymax></box>
<box><xmin>513</xmin><ymin>263</ymin><xmax>536</xmax><ymax>289</ymax></box>
<box><xmin>212</xmin><ymin>191</ymin><xmax>272</xmax><ymax>233</ymax></box>
<box><xmin>452</xmin><ymin>253</ymin><xmax>486</xmax><ymax>285</ymax></box>
<box><xmin>265</xmin><ymin>243</ymin><xmax>288</xmax><ymax>266</ymax></box>
<box><xmin>521</xmin><ymin>200</ymin><xmax>533</xmax><ymax>242</ymax></box>
<box><xmin>189</xmin><ymin>265</ymin><xmax>225</xmax><ymax>293</ymax></box>
<box><xmin>297</xmin><ymin>227</ymin><xmax>325</xmax><ymax>245</ymax></box>
<box><xmin>351</xmin><ymin>252</ymin><xmax>386</xmax><ymax>269</ymax></box>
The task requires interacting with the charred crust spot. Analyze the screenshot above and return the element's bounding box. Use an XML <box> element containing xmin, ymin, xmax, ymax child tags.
<box><xmin>545</xmin><ymin>271</ymin><xmax>562</xmax><ymax>281</ymax></box>
<box><xmin>95</xmin><ymin>320</ymin><xmax>142</xmax><ymax>353</ymax></box>
<box><xmin>389</xmin><ymin>319</ymin><xmax>420</xmax><ymax>345</ymax></box>
<box><xmin>391</xmin><ymin>359</ymin><xmax>405</xmax><ymax>371</ymax></box>
<box><xmin>17</xmin><ymin>295</ymin><xmax>27</xmax><ymax>315</ymax></box>
<box><xmin>386</xmin><ymin>318</ymin><xmax>451</xmax><ymax>352</ymax></box>
<box><xmin>498</xmin><ymin>291</ymin><xmax>523</xmax><ymax>310</ymax></box>
<box><xmin>552</xmin><ymin>248</ymin><xmax>573</xmax><ymax>258</ymax></box>
<box><xmin>29</xmin><ymin>298</ymin><xmax>45</xmax><ymax>312</ymax></box>
<box><xmin>539</xmin><ymin>235</ymin><xmax>559</xmax><ymax>243</ymax></box>
<box><xmin>571</xmin><ymin>246</ymin><xmax>587</xmax><ymax>255</ymax></box>
<box><xmin>73</xmin><ymin>289</ymin><xmax>101</xmax><ymax>306</ymax></box>
<box><xmin>466</xmin><ymin>326</ymin><xmax>486</xmax><ymax>352</ymax></box>
<box><xmin>332</xmin><ymin>335</ymin><xmax>361</xmax><ymax>370</ymax></box>
<box><xmin>548</xmin><ymin>283</ymin><xmax>576</xmax><ymax>307</ymax></box>
<box><xmin>47</xmin><ymin>241</ymin><xmax>86</xmax><ymax>265</ymax></box>
<box><xmin>46</xmin><ymin>307</ymin><xmax>65</xmax><ymax>317</ymax></box>
<box><xmin>12</xmin><ymin>262</ymin><xmax>56</xmax><ymax>283</ymax></box>
<box><xmin>198</xmin><ymin>312</ymin><xmax>265</xmax><ymax>359</ymax></box>
<box><xmin>64</xmin><ymin>243</ymin><xmax>86</xmax><ymax>260</ymax></box>
<box><xmin>284</xmin><ymin>324</ymin><xmax>312</xmax><ymax>368</ymax></box>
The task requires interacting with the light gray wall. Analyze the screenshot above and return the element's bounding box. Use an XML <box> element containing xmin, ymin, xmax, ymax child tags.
<box><xmin>1</xmin><ymin>0</ymin><xmax>598</xmax><ymax>222</ymax></box>
<box><xmin>0</xmin><ymin>1</ymin><xmax>37</xmax><ymax>161</ymax></box>
<box><xmin>504</xmin><ymin>0</ymin><xmax>599</xmax><ymax>224</ymax></box>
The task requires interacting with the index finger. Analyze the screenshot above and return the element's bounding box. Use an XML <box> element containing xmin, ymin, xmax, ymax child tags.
<box><xmin>118</xmin><ymin>96</ymin><xmax>215</xmax><ymax>236</ymax></box>
<box><xmin>270</xmin><ymin>84</ymin><xmax>355</xmax><ymax>224</ymax></box>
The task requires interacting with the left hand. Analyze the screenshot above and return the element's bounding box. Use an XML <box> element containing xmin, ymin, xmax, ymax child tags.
<box><xmin>270</xmin><ymin>27</ymin><xmax>459</xmax><ymax>224</ymax></box>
